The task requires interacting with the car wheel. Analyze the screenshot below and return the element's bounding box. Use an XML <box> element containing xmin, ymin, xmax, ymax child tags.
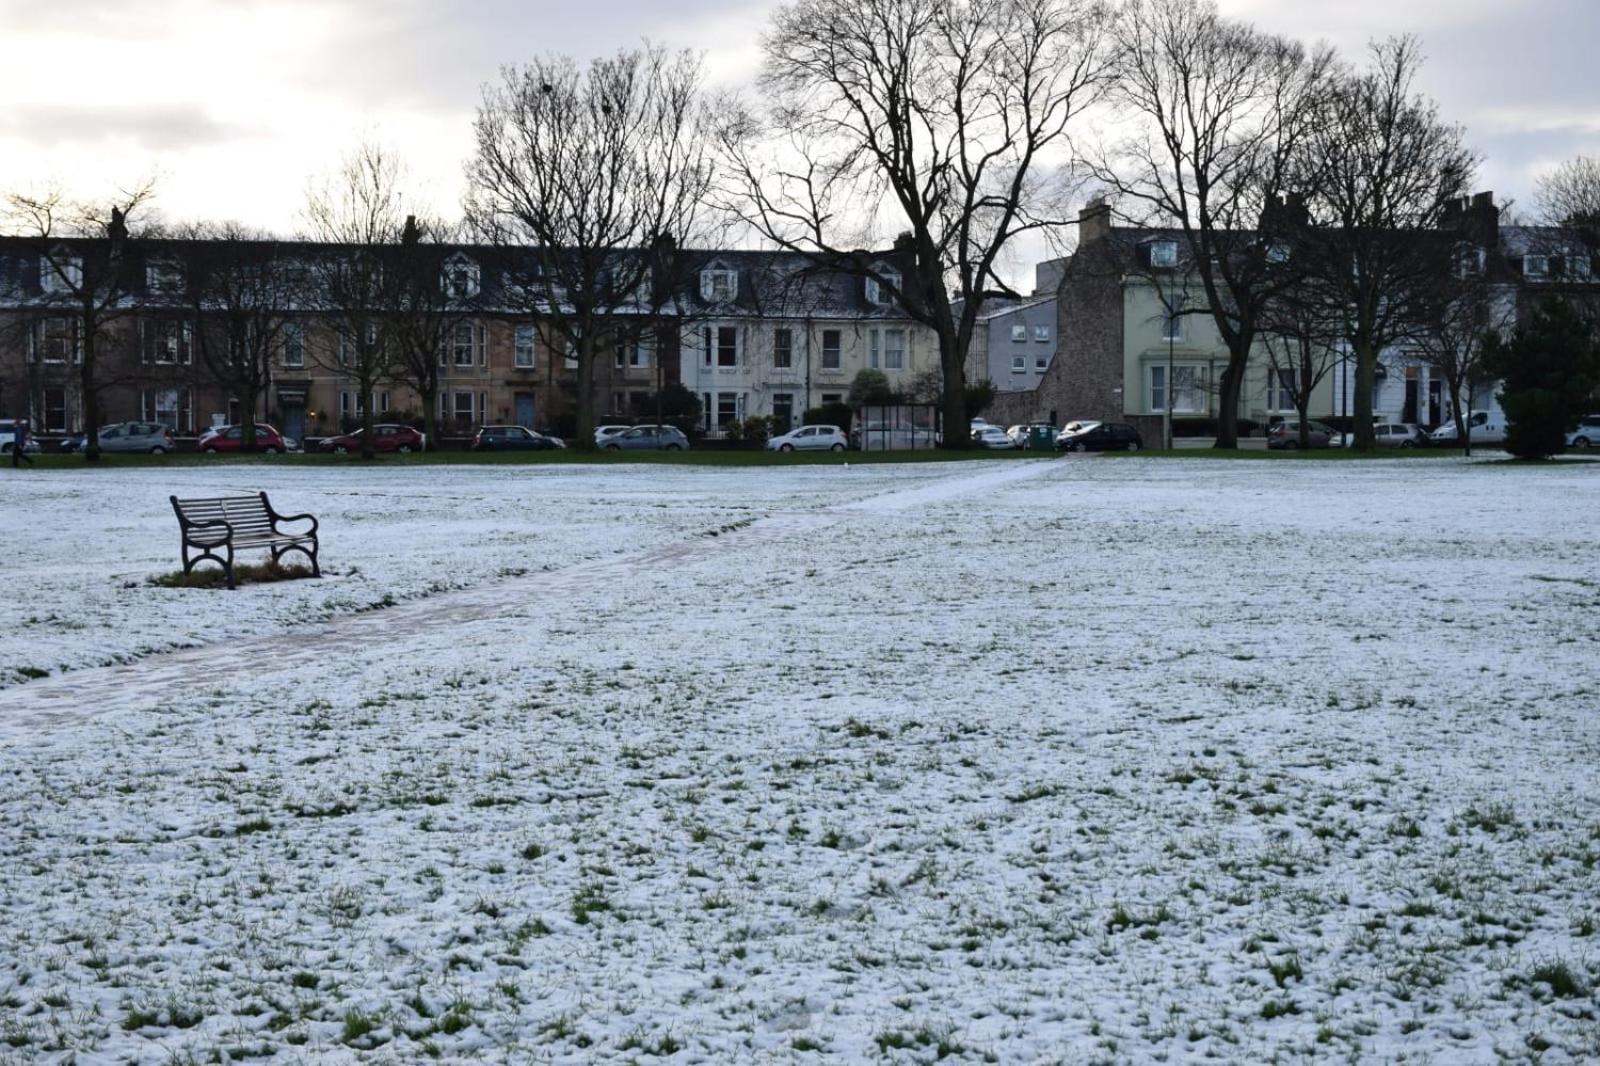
<box><xmin>665</xmin><ymin>443</ymin><xmax>683</xmax><ymax>451</ymax></box>
<box><xmin>203</xmin><ymin>446</ymin><xmax>218</xmax><ymax>454</ymax></box>
<box><xmin>1126</xmin><ymin>441</ymin><xmax>1140</xmax><ymax>452</ymax></box>
<box><xmin>334</xmin><ymin>445</ymin><xmax>349</xmax><ymax>454</ymax></box>
<box><xmin>830</xmin><ymin>443</ymin><xmax>845</xmax><ymax>452</ymax></box>
<box><xmin>780</xmin><ymin>443</ymin><xmax>794</xmax><ymax>452</ymax></box>
<box><xmin>271</xmin><ymin>447</ymin><xmax>285</xmax><ymax>455</ymax></box>
<box><xmin>398</xmin><ymin>444</ymin><xmax>413</xmax><ymax>454</ymax></box>
<box><xmin>1575</xmin><ymin>436</ymin><xmax>1591</xmax><ymax>449</ymax></box>
<box><xmin>1072</xmin><ymin>442</ymin><xmax>1085</xmax><ymax>453</ymax></box>
<box><xmin>150</xmin><ymin>446</ymin><xmax>166</xmax><ymax>455</ymax></box>
<box><xmin>605</xmin><ymin>444</ymin><xmax>621</xmax><ymax>451</ymax></box>
<box><xmin>1283</xmin><ymin>441</ymin><xmax>1298</xmax><ymax>450</ymax></box>
<box><xmin>1400</xmin><ymin>440</ymin><xmax>1414</xmax><ymax>448</ymax></box>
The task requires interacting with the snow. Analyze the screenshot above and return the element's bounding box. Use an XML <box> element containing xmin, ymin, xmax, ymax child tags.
<box><xmin>1</xmin><ymin>454</ymin><xmax>1598</xmax><ymax>1063</ymax></box>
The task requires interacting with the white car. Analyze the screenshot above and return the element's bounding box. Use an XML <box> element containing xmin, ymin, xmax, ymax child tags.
<box><xmin>1429</xmin><ymin>411</ymin><xmax>1506</xmax><ymax>446</ymax></box>
<box><xmin>594</xmin><ymin>425</ymin><xmax>631</xmax><ymax>447</ymax></box>
<box><xmin>974</xmin><ymin>425</ymin><xmax>1018</xmax><ymax>449</ymax></box>
<box><xmin>767</xmin><ymin>424</ymin><xmax>847</xmax><ymax>452</ymax></box>
<box><xmin>0</xmin><ymin>419</ymin><xmax>41</xmax><ymax>455</ymax></box>
<box><xmin>1343</xmin><ymin>423</ymin><xmax>1427</xmax><ymax>448</ymax></box>
<box><xmin>1053</xmin><ymin>420</ymin><xmax>1101</xmax><ymax>447</ymax></box>
<box><xmin>1566</xmin><ymin>415</ymin><xmax>1600</xmax><ymax>449</ymax></box>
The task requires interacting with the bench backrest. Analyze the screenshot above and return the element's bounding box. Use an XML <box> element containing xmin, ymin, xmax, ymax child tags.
<box><xmin>172</xmin><ymin>493</ymin><xmax>273</xmax><ymax>535</ymax></box>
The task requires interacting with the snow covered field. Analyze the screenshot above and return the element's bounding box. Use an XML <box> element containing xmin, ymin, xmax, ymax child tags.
<box><xmin>1</xmin><ymin>455</ymin><xmax>1598</xmax><ymax>1063</ymax></box>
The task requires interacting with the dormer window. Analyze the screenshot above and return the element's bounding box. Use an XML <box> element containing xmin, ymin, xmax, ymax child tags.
<box><xmin>700</xmin><ymin>268</ymin><xmax>738</xmax><ymax>303</ymax></box>
<box><xmin>865</xmin><ymin>270</ymin><xmax>899</xmax><ymax>306</ymax></box>
<box><xmin>1569</xmin><ymin>255</ymin><xmax>1593</xmax><ymax>281</ymax></box>
<box><xmin>442</xmin><ymin>253</ymin><xmax>481</xmax><ymax>300</ymax></box>
<box><xmin>146</xmin><ymin>258</ymin><xmax>184</xmax><ymax>294</ymax></box>
<box><xmin>1524</xmin><ymin>255</ymin><xmax>1550</xmax><ymax>280</ymax></box>
<box><xmin>1454</xmin><ymin>244</ymin><xmax>1486</xmax><ymax>278</ymax></box>
<box><xmin>1149</xmin><ymin>241</ymin><xmax>1179</xmax><ymax>269</ymax></box>
<box><xmin>1265</xmin><ymin>242</ymin><xmax>1290</xmax><ymax>265</ymax></box>
<box><xmin>40</xmin><ymin>247</ymin><xmax>81</xmax><ymax>294</ymax></box>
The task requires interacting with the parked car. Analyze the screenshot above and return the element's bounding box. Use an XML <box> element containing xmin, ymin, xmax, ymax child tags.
<box><xmin>1564</xmin><ymin>414</ymin><xmax>1600</xmax><ymax>449</ymax></box>
<box><xmin>1056</xmin><ymin>422</ymin><xmax>1144</xmax><ymax>452</ymax></box>
<box><xmin>1053</xmin><ymin>420</ymin><xmax>1101</xmax><ymax>447</ymax></box>
<box><xmin>1266</xmin><ymin>420</ymin><xmax>1339</xmax><ymax>449</ymax></box>
<box><xmin>1429</xmin><ymin>410</ymin><xmax>1506</xmax><ymax>446</ymax></box>
<box><xmin>594</xmin><ymin>425</ymin><xmax>631</xmax><ymax>447</ymax></box>
<box><xmin>198</xmin><ymin>424</ymin><xmax>287</xmax><ymax>454</ymax></box>
<box><xmin>1343</xmin><ymin>422</ymin><xmax>1427</xmax><ymax>448</ymax></box>
<box><xmin>0</xmin><ymin>419</ymin><xmax>43</xmax><ymax>455</ymax></box>
<box><xmin>767</xmin><ymin>424</ymin><xmax>847</xmax><ymax>452</ymax></box>
<box><xmin>974</xmin><ymin>425</ymin><xmax>1019</xmax><ymax>449</ymax></box>
<box><xmin>94</xmin><ymin>421</ymin><xmax>176</xmax><ymax>454</ymax></box>
<box><xmin>1008</xmin><ymin>422</ymin><xmax>1061</xmax><ymax>449</ymax></box>
<box><xmin>854</xmin><ymin>422</ymin><xmax>939</xmax><ymax>451</ymax></box>
<box><xmin>319</xmin><ymin>423</ymin><xmax>425</xmax><ymax>454</ymax></box>
<box><xmin>602</xmin><ymin>425</ymin><xmax>689</xmax><ymax>451</ymax></box>
<box><xmin>471</xmin><ymin>425</ymin><xmax>563</xmax><ymax>451</ymax></box>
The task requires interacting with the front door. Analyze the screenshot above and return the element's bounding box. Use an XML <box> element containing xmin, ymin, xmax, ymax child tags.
<box><xmin>514</xmin><ymin>393</ymin><xmax>536</xmax><ymax>429</ymax></box>
<box><xmin>281</xmin><ymin>403</ymin><xmax>306</xmax><ymax>443</ymax></box>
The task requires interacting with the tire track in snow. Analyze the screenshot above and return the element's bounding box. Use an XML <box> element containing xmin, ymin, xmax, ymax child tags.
<box><xmin>0</xmin><ymin>460</ymin><xmax>1059</xmax><ymax>738</ymax></box>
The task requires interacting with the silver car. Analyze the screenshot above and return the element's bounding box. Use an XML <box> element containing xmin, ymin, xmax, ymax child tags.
<box><xmin>767</xmin><ymin>425</ymin><xmax>847</xmax><ymax>452</ymax></box>
<box><xmin>97</xmin><ymin>421</ymin><xmax>176</xmax><ymax>454</ymax></box>
<box><xmin>1566</xmin><ymin>415</ymin><xmax>1600</xmax><ymax>449</ymax></box>
<box><xmin>602</xmin><ymin>425</ymin><xmax>689</xmax><ymax>451</ymax></box>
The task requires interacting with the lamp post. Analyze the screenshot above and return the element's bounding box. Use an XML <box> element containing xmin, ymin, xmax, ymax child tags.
<box><xmin>1165</xmin><ymin>270</ymin><xmax>1178</xmax><ymax>450</ymax></box>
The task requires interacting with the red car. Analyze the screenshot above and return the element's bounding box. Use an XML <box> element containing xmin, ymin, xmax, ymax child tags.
<box><xmin>318</xmin><ymin>424</ymin><xmax>425</xmax><ymax>454</ymax></box>
<box><xmin>198</xmin><ymin>424</ymin><xmax>287</xmax><ymax>454</ymax></box>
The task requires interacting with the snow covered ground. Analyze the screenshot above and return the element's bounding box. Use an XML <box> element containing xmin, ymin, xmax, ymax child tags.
<box><xmin>1</xmin><ymin>455</ymin><xmax>1598</xmax><ymax>1063</ymax></box>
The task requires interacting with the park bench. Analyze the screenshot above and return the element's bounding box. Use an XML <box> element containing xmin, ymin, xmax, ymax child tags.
<box><xmin>170</xmin><ymin>492</ymin><xmax>320</xmax><ymax>589</ymax></box>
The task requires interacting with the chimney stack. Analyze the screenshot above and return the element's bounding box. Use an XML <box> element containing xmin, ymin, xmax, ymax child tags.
<box><xmin>1079</xmin><ymin>197</ymin><xmax>1111</xmax><ymax>244</ymax></box>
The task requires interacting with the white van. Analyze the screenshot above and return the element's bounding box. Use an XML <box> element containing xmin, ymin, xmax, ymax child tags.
<box><xmin>1429</xmin><ymin>411</ymin><xmax>1506</xmax><ymax>445</ymax></box>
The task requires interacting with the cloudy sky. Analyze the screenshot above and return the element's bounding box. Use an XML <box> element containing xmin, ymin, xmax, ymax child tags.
<box><xmin>1</xmin><ymin>0</ymin><xmax>1595</xmax><ymax>245</ymax></box>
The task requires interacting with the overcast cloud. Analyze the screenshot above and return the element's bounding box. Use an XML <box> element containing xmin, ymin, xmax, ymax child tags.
<box><xmin>0</xmin><ymin>0</ymin><xmax>1594</xmax><ymax>251</ymax></box>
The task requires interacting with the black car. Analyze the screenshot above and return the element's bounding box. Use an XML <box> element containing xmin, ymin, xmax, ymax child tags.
<box><xmin>471</xmin><ymin>425</ymin><xmax>564</xmax><ymax>451</ymax></box>
<box><xmin>1056</xmin><ymin>422</ymin><xmax>1144</xmax><ymax>452</ymax></box>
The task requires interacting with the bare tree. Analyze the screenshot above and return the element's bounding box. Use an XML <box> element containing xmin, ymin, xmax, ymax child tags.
<box><xmin>303</xmin><ymin>144</ymin><xmax>407</xmax><ymax>460</ymax></box>
<box><xmin>1299</xmin><ymin>37</ymin><xmax>1475</xmax><ymax>451</ymax></box>
<box><xmin>179</xmin><ymin>222</ymin><xmax>297</xmax><ymax>452</ymax></box>
<box><xmin>1535</xmin><ymin>156</ymin><xmax>1600</xmax><ymax>233</ymax></box>
<box><xmin>1259</xmin><ymin>271</ymin><xmax>1346</xmax><ymax>449</ymax></box>
<box><xmin>387</xmin><ymin>214</ymin><xmax>461</xmax><ymax>450</ymax></box>
<box><xmin>4</xmin><ymin>183</ymin><xmax>158</xmax><ymax>460</ymax></box>
<box><xmin>1090</xmin><ymin>0</ymin><xmax>1334</xmax><ymax>448</ymax></box>
<box><xmin>1412</xmin><ymin>248</ymin><xmax>1514</xmax><ymax>455</ymax></box>
<box><xmin>467</xmin><ymin>44</ymin><xmax>715</xmax><ymax>449</ymax></box>
<box><xmin>722</xmin><ymin>0</ymin><xmax>1113</xmax><ymax>448</ymax></box>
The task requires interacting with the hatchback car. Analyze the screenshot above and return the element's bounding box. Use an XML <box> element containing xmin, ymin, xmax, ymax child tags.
<box><xmin>198</xmin><ymin>424</ymin><xmax>287</xmax><ymax>454</ymax></box>
<box><xmin>1056</xmin><ymin>422</ymin><xmax>1144</xmax><ymax>452</ymax></box>
<box><xmin>974</xmin><ymin>425</ymin><xmax>1018</xmax><ymax>449</ymax></box>
<box><xmin>1266</xmin><ymin>420</ymin><xmax>1338</xmax><ymax>449</ymax></box>
<box><xmin>602</xmin><ymin>425</ymin><xmax>689</xmax><ymax>451</ymax></box>
<box><xmin>0</xmin><ymin>420</ymin><xmax>43</xmax><ymax>455</ymax></box>
<box><xmin>319</xmin><ymin>423</ymin><xmax>425</xmax><ymax>454</ymax></box>
<box><xmin>472</xmin><ymin>425</ymin><xmax>563</xmax><ymax>451</ymax></box>
<box><xmin>1565</xmin><ymin>415</ymin><xmax>1600</xmax><ymax>449</ymax></box>
<box><xmin>1344</xmin><ymin>423</ymin><xmax>1427</xmax><ymax>448</ymax></box>
<box><xmin>594</xmin><ymin>425</ymin><xmax>631</xmax><ymax>447</ymax></box>
<box><xmin>767</xmin><ymin>425</ymin><xmax>847</xmax><ymax>452</ymax></box>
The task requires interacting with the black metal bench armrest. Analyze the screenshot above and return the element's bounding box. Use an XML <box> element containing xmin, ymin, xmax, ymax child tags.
<box><xmin>270</xmin><ymin>511</ymin><xmax>318</xmax><ymax>537</ymax></box>
<box><xmin>181</xmin><ymin>517</ymin><xmax>233</xmax><ymax>546</ymax></box>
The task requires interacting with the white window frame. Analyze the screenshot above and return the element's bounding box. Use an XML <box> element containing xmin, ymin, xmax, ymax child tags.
<box><xmin>281</xmin><ymin>321</ymin><xmax>304</xmax><ymax>368</ymax></box>
<box><xmin>1150</xmin><ymin>241</ymin><xmax>1179</xmax><ymax>268</ymax></box>
<box><xmin>702</xmin><ymin>324</ymin><xmax>739</xmax><ymax>369</ymax></box>
<box><xmin>146</xmin><ymin>258</ymin><xmax>184</xmax><ymax>294</ymax></box>
<box><xmin>35</xmin><ymin>317</ymin><xmax>80</xmax><ymax>364</ymax></box>
<box><xmin>1034</xmin><ymin>324</ymin><xmax>1050</xmax><ymax>343</ymax></box>
<box><xmin>513</xmin><ymin>324</ymin><xmax>536</xmax><ymax>369</ymax></box>
<box><xmin>1035</xmin><ymin>353</ymin><xmax>1049</xmax><ymax>371</ymax></box>
<box><xmin>701</xmin><ymin>268</ymin><xmax>738</xmax><ymax>303</ymax></box>
<box><xmin>1011</xmin><ymin>352</ymin><xmax>1026</xmax><ymax>373</ymax></box>
<box><xmin>40</xmin><ymin>250</ymin><xmax>81</xmax><ymax>294</ymax></box>
<box><xmin>1567</xmin><ymin>255</ymin><xmax>1592</xmax><ymax>281</ymax></box>
<box><xmin>1161</xmin><ymin>301</ymin><xmax>1186</xmax><ymax>343</ymax></box>
<box><xmin>821</xmin><ymin>329</ymin><xmax>842</xmax><ymax>370</ymax></box>
<box><xmin>865</xmin><ymin>270</ymin><xmax>900</xmax><ymax>307</ymax></box>
<box><xmin>1010</xmin><ymin>324</ymin><xmax>1027</xmax><ymax>342</ymax></box>
<box><xmin>883</xmin><ymin>328</ymin><xmax>905</xmax><ymax>370</ymax></box>
<box><xmin>1524</xmin><ymin>254</ymin><xmax>1550</xmax><ymax>279</ymax></box>
<box><xmin>773</xmin><ymin>327</ymin><xmax>793</xmax><ymax>370</ymax></box>
<box><xmin>1268</xmin><ymin>367</ymin><xmax>1297</xmax><ymax>412</ymax></box>
<box><xmin>144</xmin><ymin>320</ymin><xmax>194</xmax><ymax>365</ymax></box>
<box><xmin>441</xmin><ymin>254</ymin><xmax>481</xmax><ymax>300</ymax></box>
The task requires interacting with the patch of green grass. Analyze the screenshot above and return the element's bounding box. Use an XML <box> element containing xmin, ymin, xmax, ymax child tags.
<box><xmin>1530</xmin><ymin>960</ymin><xmax>1588</xmax><ymax>999</ymax></box>
<box><xmin>150</xmin><ymin>559</ymin><xmax>314</xmax><ymax>589</ymax></box>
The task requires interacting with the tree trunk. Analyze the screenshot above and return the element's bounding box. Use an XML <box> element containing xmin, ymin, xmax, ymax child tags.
<box><xmin>1351</xmin><ymin>340</ymin><xmax>1377</xmax><ymax>452</ymax></box>
<box><xmin>80</xmin><ymin>329</ymin><xmax>100</xmax><ymax>463</ymax></box>
<box><xmin>1296</xmin><ymin>395</ymin><xmax>1311</xmax><ymax>451</ymax></box>
<box><xmin>360</xmin><ymin>383</ymin><xmax>376</xmax><ymax>459</ymax></box>
<box><xmin>242</xmin><ymin>382</ymin><xmax>259</xmax><ymax>452</ymax></box>
<box><xmin>422</xmin><ymin>387</ymin><xmax>438</xmax><ymax>452</ymax></box>
<box><xmin>936</xmin><ymin>328</ymin><xmax>968</xmax><ymax>451</ymax></box>
<box><xmin>575</xmin><ymin>329</ymin><xmax>597</xmax><ymax>452</ymax></box>
<box><xmin>1213</xmin><ymin>361</ymin><xmax>1243</xmax><ymax>449</ymax></box>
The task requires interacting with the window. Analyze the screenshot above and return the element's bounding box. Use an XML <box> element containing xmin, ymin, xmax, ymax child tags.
<box><xmin>143</xmin><ymin>388</ymin><xmax>191</xmax><ymax>432</ymax></box>
<box><xmin>1161</xmin><ymin>300</ymin><xmax>1186</xmax><ymax>342</ymax></box>
<box><xmin>281</xmin><ymin>322</ymin><xmax>304</xmax><ymax>368</ymax></box>
<box><xmin>143</xmin><ymin>320</ymin><xmax>193</xmax><ymax>364</ymax></box>
<box><xmin>883</xmin><ymin>328</ymin><xmax>905</xmax><ymax>370</ymax></box>
<box><xmin>43</xmin><ymin>387</ymin><xmax>69</xmax><ymax>432</ymax></box>
<box><xmin>378</xmin><ymin>391</ymin><xmax>390</xmax><ymax>414</ymax></box>
<box><xmin>774</xmin><ymin>328</ymin><xmax>793</xmax><ymax>369</ymax></box>
<box><xmin>617</xmin><ymin>335</ymin><xmax>649</xmax><ymax>369</ymax></box>
<box><xmin>1567</xmin><ymin>255</ymin><xmax>1592</xmax><ymax>281</ymax></box>
<box><xmin>1149</xmin><ymin>365</ymin><xmax>1166</xmax><ymax>412</ymax></box>
<box><xmin>1265</xmin><ymin>242</ymin><xmax>1291</xmax><ymax>265</ymax></box>
<box><xmin>441</xmin><ymin>254</ymin><xmax>480</xmax><ymax>300</ymax></box>
<box><xmin>1454</xmin><ymin>244</ymin><xmax>1485</xmax><ymax>278</ymax></box>
<box><xmin>612</xmin><ymin>391</ymin><xmax>627</xmax><ymax>413</ymax></box>
<box><xmin>701</xmin><ymin>268</ymin><xmax>738</xmax><ymax>302</ymax></box>
<box><xmin>821</xmin><ymin>393</ymin><xmax>842</xmax><ymax>406</ymax></box>
<box><xmin>340</xmin><ymin>322</ymin><xmax>381</xmax><ymax>366</ymax></box>
<box><xmin>452</xmin><ymin>321</ymin><xmax>477</xmax><ymax>367</ymax></box>
<box><xmin>1035</xmin><ymin>353</ymin><xmax>1049</xmax><ymax>371</ymax></box>
<box><xmin>1269</xmin><ymin>367</ymin><xmax>1297</xmax><ymax>411</ymax></box>
<box><xmin>1171</xmin><ymin>366</ymin><xmax>1199</xmax><ymax>412</ymax></box>
<box><xmin>1011</xmin><ymin>324</ymin><xmax>1027</xmax><ymax>342</ymax></box>
<box><xmin>1150</xmin><ymin>241</ymin><xmax>1179</xmax><ymax>268</ymax></box>
<box><xmin>40</xmin><ymin>250</ymin><xmax>81</xmax><ymax>294</ymax></box>
<box><xmin>563</xmin><ymin>331</ymin><xmax>579</xmax><ymax>368</ymax></box>
<box><xmin>453</xmin><ymin>391</ymin><xmax>476</xmax><ymax>425</ymax></box>
<box><xmin>716</xmin><ymin>392</ymin><xmax>740</xmax><ymax>428</ymax></box>
<box><xmin>34</xmin><ymin>318</ymin><xmax>78</xmax><ymax>364</ymax></box>
<box><xmin>868</xmin><ymin>330</ymin><xmax>879</xmax><ymax>369</ymax></box>
<box><xmin>1012</xmin><ymin>353</ymin><xmax>1026</xmax><ymax>373</ymax></box>
<box><xmin>821</xmin><ymin>329</ymin><xmax>841</xmax><ymax>370</ymax></box>
<box><xmin>865</xmin><ymin>270</ymin><xmax>899</xmax><ymax>306</ymax></box>
<box><xmin>514</xmin><ymin>324</ymin><xmax>536</xmax><ymax>369</ymax></box>
<box><xmin>1034</xmin><ymin>324</ymin><xmax>1050</xmax><ymax>343</ymax></box>
<box><xmin>1524</xmin><ymin>255</ymin><xmax>1550</xmax><ymax>279</ymax></box>
<box><xmin>702</xmin><ymin>325</ymin><xmax>738</xmax><ymax>368</ymax></box>
<box><xmin>146</xmin><ymin>258</ymin><xmax>184</xmax><ymax>293</ymax></box>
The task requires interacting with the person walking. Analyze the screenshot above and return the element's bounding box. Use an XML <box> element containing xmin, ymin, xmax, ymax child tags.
<box><xmin>10</xmin><ymin>419</ymin><xmax>33</xmax><ymax>468</ymax></box>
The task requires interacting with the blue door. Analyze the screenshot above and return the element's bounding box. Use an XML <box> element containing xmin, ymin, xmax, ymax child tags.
<box><xmin>514</xmin><ymin>393</ymin><xmax>535</xmax><ymax>429</ymax></box>
<box><xmin>282</xmin><ymin>403</ymin><xmax>306</xmax><ymax>442</ymax></box>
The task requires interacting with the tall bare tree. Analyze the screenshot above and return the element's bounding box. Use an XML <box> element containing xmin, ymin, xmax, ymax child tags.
<box><xmin>1535</xmin><ymin>156</ymin><xmax>1600</xmax><ymax>233</ymax></box>
<box><xmin>387</xmin><ymin>214</ymin><xmax>461</xmax><ymax>450</ymax></box>
<box><xmin>4</xmin><ymin>183</ymin><xmax>157</xmax><ymax>461</ymax></box>
<box><xmin>179</xmin><ymin>222</ymin><xmax>297</xmax><ymax>452</ymax></box>
<box><xmin>304</xmin><ymin>144</ymin><xmax>406</xmax><ymax>459</ymax></box>
<box><xmin>1412</xmin><ymin>245</ymin><xmax>1514</xmax><ymax>455</ymax></box>
<box><xmin>467</xmin><ymin>44</ymin><xmax>715</xmax><ymax>449</ymax></box>
<box><xmin>1299</xmin><ymin>37</ymin><xmax>1475</xmax><ymax>451</ymax></box>
<box><xmin>1090</xmin><ymin>0</ymin><xmax>1334</xmax><ymax>448</ymax></box>
<box><xmin>723</xmin><ymin>0</ymin><xmax>1112</xmax><ymax>448</ymax></box>
<box><xmin>1259</xmin><ymin>271</ymin><xmax>1346</xmax><ymax>449</ymax></box>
